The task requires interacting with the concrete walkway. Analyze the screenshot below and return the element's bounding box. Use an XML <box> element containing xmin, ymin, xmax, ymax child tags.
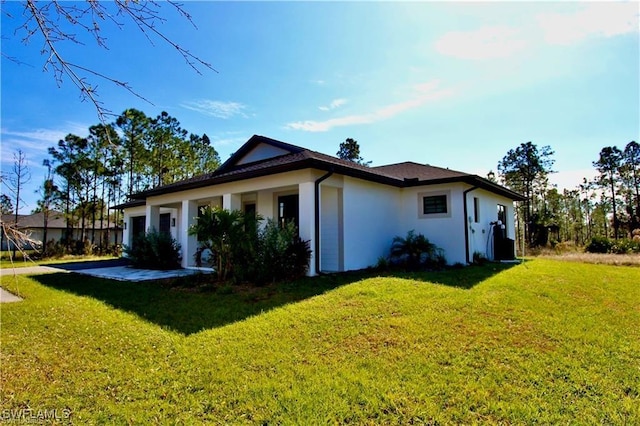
<box><xmin>0</xmin><ymin>265</ymin><xmax>65</xmax><ymax>277</ymax></box>
<box><xmin>1</xmin><ymin>259</ymin><xmax>212</xmax><ymax>302</ymax></box>
<box><xmin>0</xmin><ymin>287</ymin><xmax>23</xmax><ymax>303</ymax></box>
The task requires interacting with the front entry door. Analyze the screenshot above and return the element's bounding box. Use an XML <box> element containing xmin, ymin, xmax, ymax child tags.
<box><xmin>278</xmin><ymin>194</ymin><xmax>299</xmax><ymax>230</ymax></box>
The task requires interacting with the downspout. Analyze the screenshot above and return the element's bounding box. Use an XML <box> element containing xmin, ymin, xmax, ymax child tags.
<box><xmin>314</xmin><ymin>169</ymin><xmax>334</xmax><ymax>275</ymax></box>
<box><xmin>463</xmin><ymin>186</ymin><xmax>479</xmax><ymax>264</ymax></box>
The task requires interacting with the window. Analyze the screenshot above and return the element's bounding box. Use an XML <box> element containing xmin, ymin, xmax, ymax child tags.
<box><xmin>497</xmin><ymin>204</ymin><xmax>507</xmax><ymax>233</ymax></box>
<box><xmin>159</xmin><ymin>213</ymin><xmax>171</xmax><ymax>235</ymax></box>
<box><xmin>418</xmin><ymin>191</ymin><xmax>451</xmax><ymax>219</ymax></box>
<box><xmin>473</xmin><ymin>197</ymin><xmax>480</xmax><ymax>223</ymax></box>
<box><xmin>423</xmin><ymin>195</ymin><xmax>447</xmax><ymax>214</ymax></box>
<box><xmin>278</xmin><ymin>194</ymin><xmax>299</xmax><ymax>229</ymax></box>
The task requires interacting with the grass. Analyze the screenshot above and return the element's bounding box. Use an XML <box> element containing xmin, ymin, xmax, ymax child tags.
<box><xmin>0</xmin><ymin>252</ymin><xmax>117</xmax><ymax>269</ymax></box>
<box><xmin>1</xmin><ymin>259</ymin><xmax>638</xmax><ymax>424</ymax></box>
<box><xmin>537</xmin><ymin>252</ymin><xmax>640</xmax><ymax>266</ymax></box>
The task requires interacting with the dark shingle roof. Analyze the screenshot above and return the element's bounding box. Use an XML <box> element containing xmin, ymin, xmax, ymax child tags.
<box><xmin>372</xmin><ymin>162</ymin><xmax>469</xmax><ymax>181</ymax></box>
<box><xmin>126</xmin><ymin>135</ymin><xmax>524</xmax><ymax>201</ymax></box>
<box><xmin>1</xmin><ymin>212</ymin><xmax>120</xmax><ymax>229</ymax></box>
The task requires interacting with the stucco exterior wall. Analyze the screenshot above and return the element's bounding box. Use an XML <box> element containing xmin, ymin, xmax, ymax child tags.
<box><xmin>399</xmin><ymin>183</ymin><xmax>467</xmax><ymax>265</ymax></box>
<box><xmin>341</xmin><ymin>176</ymin><xmax>401</xmax><ymax>270</ymax></box>
<box><xmin>465</xmin><ymin>188</ymin><xmax>517</xmax><ymax>261</ymax></box>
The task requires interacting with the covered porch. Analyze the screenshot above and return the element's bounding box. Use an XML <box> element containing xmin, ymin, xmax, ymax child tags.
<box><xmin>121</xmin><ymin>172</ymin><xmax>344</xmax><ymax>276</ymax></box>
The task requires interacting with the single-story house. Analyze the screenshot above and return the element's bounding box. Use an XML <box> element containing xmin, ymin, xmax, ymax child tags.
<box><xmin>116</xmin><ymin>135</ymin><xmax>524</xmax><ymax>275</ymax></box>
<box><xmin>1</xmin><ymin>211</ymin><xmax>122</xmax><ymax>251</ymax></box>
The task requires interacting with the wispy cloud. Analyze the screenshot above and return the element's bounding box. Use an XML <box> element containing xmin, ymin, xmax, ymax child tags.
<box><xmin>286</xmin><ymin>81</ymin><xmax>453</xmax><ymax>132</ymax></box>
<box><xmin>181</xmin><ymin>100</ymin><xmax>248</xmax><ymax>119</ymax></box>
<box><xmin>318</xmin><ymin>98</ymin><xmax>348</xmax><ymax>111</ymax></box>
<box><xmin>434</xmin><ymin>26</ymin><xmax>527</xmax><ymax>60</ymax></box>
<box><xmin>1</xmin><ymin>122</ymin><xmax>89</xmax><ymax>164</ymax></box>
<box><xmin>434</xmin><ymin>3</ymin><xmax>639</xmax><ymax>61</ymax></box>
<box><xmin>536</xmin><ymin>3</ymin><xmax>639</xmax><ymax>45</ymax></box>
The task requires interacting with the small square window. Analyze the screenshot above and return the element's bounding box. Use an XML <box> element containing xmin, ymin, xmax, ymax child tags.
<box><xmin>423</xmin><ymin>195</ymin><xmax>447</xmax><ymax>215</ymax></box>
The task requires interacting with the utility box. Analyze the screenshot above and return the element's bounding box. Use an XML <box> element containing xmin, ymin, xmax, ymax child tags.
<box><xmin>495</xmin><ymin>237</ymin><xmax>516</xmax><ymax>261</ymax></box>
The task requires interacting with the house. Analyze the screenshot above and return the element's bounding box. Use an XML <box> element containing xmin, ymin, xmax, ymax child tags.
<box><xmin>116</xmin><ymin>135</ymin><xmax>524</xmax><ymax>275</ymax></box>
<box><xmin>0</xmin><ymin>211</ymin><xmax>123</xmax><ymax>251</ymax></box>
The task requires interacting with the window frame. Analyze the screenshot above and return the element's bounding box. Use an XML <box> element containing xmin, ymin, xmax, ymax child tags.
<box><xmin>418</xmin><ymin>190</ymin><xmax>451</xmax><ymax>219</ymax></box>
<box><xmin>473</xmin><ymin>197</ymin><xmax>480</xmax><ymax>223</ymax></box>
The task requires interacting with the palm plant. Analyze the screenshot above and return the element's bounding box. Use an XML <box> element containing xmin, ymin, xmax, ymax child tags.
<box><xmin>390</xmin><ymin>230</ymin><xmax>443</xmax><ymax>270</ymax></box>
<box><xmin>189</xmin><ymin>206</ymin><xmax>259</xmax><ymax>281</ymax></box>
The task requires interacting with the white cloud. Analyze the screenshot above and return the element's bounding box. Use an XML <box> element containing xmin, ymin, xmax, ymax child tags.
<box><xmin>549</xmin><ymin>168</ymin><xmax>599</xmax><ymax>192</ymax></box>
<box><xmin>318</xmin><ymin>98</ymin><xmax>348</xmax><ymax>111</ymax></box>
<box><xmin>286</xmin><ymin>80</ymin><xmax>453</xmax><ymax>132</ymax></box>
<box><xmin>181</xmin><ymin>100</ymin><xmax>248</xmax><ymax>119</ymax></box>
<box><xmin>434</xmin><ymin>26</ymin><xmax>528</xmax><ymax>60</ymax></box>
<box><xmin>1</xmin><ymin>122</ymin><xmax>89</xmax><ymax>163</ymax></box>
<box><xmin>537</xmin><ymin>3</ymin><xmax>639</xmax><ymax>46</ymax></box>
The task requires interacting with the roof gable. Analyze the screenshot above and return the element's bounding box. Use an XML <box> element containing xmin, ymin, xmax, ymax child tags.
<box><xmin>217</xmin><ymin>135</ymin><xmax>304</xmax><ymax>172</ymax></box>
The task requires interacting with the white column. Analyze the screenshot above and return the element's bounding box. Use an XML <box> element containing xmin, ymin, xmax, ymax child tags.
<box><xmin>298</xmin><ymin>182</ymin><xmax>316</xmax><ymax>276</ymax></box>
<box><xmin>146</xmin><ymin>205</ymin><xmax>160</xmax><ymax>233</ymax></box>
<box><xmin>257</xmin><ymin>190</ymin><xmax>273</xmax><ymax>223</ymax></box>
<box><xmin>181</xmin><ymin>200</ymin><xmax>198</xmax><ymax>268</ymax></box>
<box><xmin>222</xmin><ymin>193</ymin><xmax>242</xmax><ymax>211</ymax></box>
<box><xmin>122</xmin><ymin>212</ymin><xmax>131</xmax><ymax>254</ymax></box>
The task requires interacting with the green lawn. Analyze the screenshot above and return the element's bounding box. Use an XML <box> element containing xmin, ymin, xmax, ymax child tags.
<box><xmin>1</xmin><ymin>259</ymin><xmax>638</xmax><ymax>424</ymax></box>
<box><xmin>0</xmin><ymin>253</ymin><xmax>117</xmax><ymax>269</ymax></box>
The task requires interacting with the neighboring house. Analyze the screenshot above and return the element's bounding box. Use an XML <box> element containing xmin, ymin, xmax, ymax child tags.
<box><xmin>0</xmin><ymin>211</ymin><xmax>122</xmax><ymax>251</ymax></box>
<box><xmin>116</xmin><ymin>135</ymin><xmax>524</xmax><ymax>275</ymax></box>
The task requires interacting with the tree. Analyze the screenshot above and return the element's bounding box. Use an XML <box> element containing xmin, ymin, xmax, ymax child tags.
<box><xmin>622</xmin><ymin>141</ymin><xmax>640</xmax><ymax>231</ymax></box>
<box><xmin>337</xmin><ymin>138</ymin><xmax>370</xmax><ymax>166</ymax></box>
<box><xmin>593</xmin><ymin>146</ymin><xmax>624</xmax><ymax>239</ymax></box>
<box><xmin>498</xmin><ymin>141</ymin><xmax>555</xmax><ymax>246</ymax></box>
<box><xmin>33</xmin><ymin>159</ymin><xmax>59</xmax><ymax>256</ymax></box>
<box><xmin>48</xmin><ymin>134</ymin><xmax>88</xmax><ymax>250</ymax></box>
<box><xmin>0</xmin><ymin>195</ymin><xmax>13</xmax><ymax>215</ymax></box>
<box><xmin>5</xmin><ymin>1</ymin><xmax>215</xmax><ymax>123</ymax></box>
<box><xmin>1</xmin><ymin>150</ymin><xmax>32</xmax><ymax>256</ymax></box>
<box><xmin>116</xmin><ymin>109</ymin><xmax>150</xmax><ymax>194</ymax></box>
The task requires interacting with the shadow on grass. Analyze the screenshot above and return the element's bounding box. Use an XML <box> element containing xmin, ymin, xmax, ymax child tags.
<box><xmin>389</xmin><ymin>261</ymin><xmax>520</xmax><ymax>290</ymax></box>
<box><xmin>32</xmin><ymin>262</ymin><xmax>519</xmax><ymax>335</ymax></box>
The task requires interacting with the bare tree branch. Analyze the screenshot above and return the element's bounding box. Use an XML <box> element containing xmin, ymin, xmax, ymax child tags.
<box><xmin>5</xmin><ymin>0</ymin><xmax>216</xmax><ymax>125</ymax></box>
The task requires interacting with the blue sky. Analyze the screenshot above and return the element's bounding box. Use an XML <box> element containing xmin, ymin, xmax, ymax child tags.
<box><xmin>2</xmin><ymin>1</ymin><xmax>638</xmax><ymax>213</ymax></box>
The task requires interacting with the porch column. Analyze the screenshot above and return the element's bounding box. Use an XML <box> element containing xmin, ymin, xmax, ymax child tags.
<box><xmin>298</xmin><ymin>181</ymin><xmax>316</xmax><ymax>276</ymax></box>
<box><xmin>122</xmin><ymin>211</ymin><xmax>131</xmax><ymax>250</ymax></box>
<box><xmin>146</xmin><ymin>205</ymin><xmax>160</xmax><ymax>232</ymax></box>
<box><xmin>181</xmin><ymin>200</ymin><xmax>198</xmax><ymax>268</ymax></box>
<box><xmin>222</xmin><ymin>193</ymin><xmax>242</xmax><ymax>211</ymax></box>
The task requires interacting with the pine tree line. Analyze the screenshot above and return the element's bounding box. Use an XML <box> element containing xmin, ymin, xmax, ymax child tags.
<box><xmin>37</xmin><ymin>108</ymin><xmax>220</xmax><ymax>255</ymax></box>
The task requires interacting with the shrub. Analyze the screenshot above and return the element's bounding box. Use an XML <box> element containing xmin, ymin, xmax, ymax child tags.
<box><xmin>390</xmin><ymin>230</ymin><xmax>446</xmax><ymax>270</ymax></box>
<box><xmin>472</xmin><ymin>251</ymin><xmax>487</xmax><ymax>265</ymax></box>
<box><xmin>255</xmin><ymin>219</ymin><xmax>311</xmax><ymax>284</ymax></box>
<box><xmin>124</xmin><ymin>229</ymin><xmax>181</xmax><ymax>270</ymax></box>
<box><xmin>611</xmin><ymin>239</ymin><xmax>640</xmax><ymax>254</ymax></box>
<box><xmin>585</xmin><ymin>236</ymin><xmax>640</xmax><ymax>254</ymax></box>
<box><xmin>189</xmin><ymin>206</ymin><xmax>259</xmax><ymax>282</ymax></box>
<box><xmin>585</xmin><ymin>236</ymin><xmax>613</xmax><ymax>254</ymax></box>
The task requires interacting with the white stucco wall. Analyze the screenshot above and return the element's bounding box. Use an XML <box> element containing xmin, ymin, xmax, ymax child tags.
<box><xmin>465</xmin><ymin>188</ymin><xmax>517</xmax><ymax>261</ymax></box>
<box><xmin>320</xmin><ymin>185</ymin><xmax>342</xmax><ymax>272</ymax></box>
<box><xmin>399</xmin><ymin>183</ymin><xmax>467</xmax><ymax>265</ymax></box>
<box><xmin>341</xmin><ymin>177</ymin><xmax>401</xmax><ymax>270</ymax></box>
<box><xmin>121</xmin><ymin>167</ymin><xmax>519</xmax><ymax>273</ymax></box>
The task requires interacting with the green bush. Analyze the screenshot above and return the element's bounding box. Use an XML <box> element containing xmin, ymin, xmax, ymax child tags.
<box><xmin>124</xmin><ymin>229</ymin><xmax>181</xmax><ymax>270</ymax></box>
<box><xmin>610</xmin><ymin>239</ymin><xmax>640</xmax><ymax>254</ymax></box>
<box><xmin>191</xmin><ymin>209</ymin><xmax>310</xmax><ymax>284</ymax></box>
<box><xmin>390</xmin><ymin>230</ymin><xmax>446</xmax><ymax>270</ymax></box>
<box><xmin>255</xmin><ymin>219</ymin><xmax>311</xmax><ymax>284</ymax></box>
<box><xmin>586</xmin><ymin>236</ymin><xmax>640</xmax><ymax>254</ymax></box>
<box><xmin>585</xmin><ymin>236</ymin><xmax>613</xmax><ymax>253</ymax></box>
